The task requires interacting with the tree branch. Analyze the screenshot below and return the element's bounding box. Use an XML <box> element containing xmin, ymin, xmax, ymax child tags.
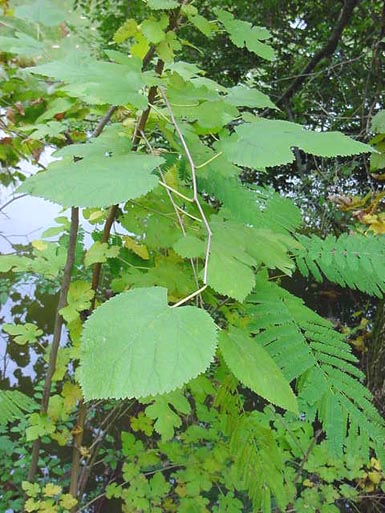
<box><xmin>276</xmin><ymin>0</ymin><xmax>360</xmax><ymax>108</ymax></box>
<box><xmin>28</xmin><ymin>206</ymin><xmax>79</xmax><ymax>482</ymax></box>
<box><xmin>68</xmin><ymin>4</ymin><xmax>191</xmax><ymax>506</ymax></box>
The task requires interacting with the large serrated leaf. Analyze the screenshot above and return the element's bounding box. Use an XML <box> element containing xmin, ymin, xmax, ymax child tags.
<box><xmin>207</xmin><ymin>219</ymin><xmax>296</xmax><ymax>302</ymax></box>
<box><xmin>27</xmin><ymin>54</ymin><xmax>147</xmax><ymax>108</ymax></box>
<box><xmin>18</xmin><ymin>154</ymin><xmax>163</xmax><ymax>208</ymax></box>
<box><xmin>15</xmin><ymin>0</ymin><xmax>67</xmax><ymax>27</ymax></box>
<box><xmin>79</xmin><ymin>287</ymin><xmax>217</xmax><ymax>400</ymax></box>
<box><xmin>225</xmin><ymin>85</ymin><xmax>277</xmax><ymax>110</ymax></box>
<box><xmin>223</xmin><ymin>119</ymin><xmax>374</xmax><ymax>169</ymax></box>
<box><xmin>219</xmin><ymin>327</ymin><xmax>298</xmax><ymax>413</ymax></box>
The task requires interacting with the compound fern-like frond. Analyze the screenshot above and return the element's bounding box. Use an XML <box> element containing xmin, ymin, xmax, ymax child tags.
<box><xmin>230</xmin><ymin>414</ymin><xmax>288</xmax><ymax>511</ymax></box>
<box><xmin>247</xmin><ymin>276</ymin><xmax>385</xmax><ymax>459</ymax></box>
<box><xmin>214</xmin><ymin>371</ymin><xmax>289</xmax><ymax>510</ymax></box>
<box><xmin>0</xmin><ymin>390</ymin><xmax>36</xmax><ymax>425</ymax></box>
<box><xmin>295</xmin><ymin>233</ymin><xmax>385</xmax><ymax>296</ymax></box>
<box><xmin>201</xmin><ymin>173</ymin><xmax>302</xmax><ymax>235</ymax></box>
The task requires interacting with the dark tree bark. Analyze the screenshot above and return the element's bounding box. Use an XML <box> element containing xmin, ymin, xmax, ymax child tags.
<box><xmin>276</xmin><ymin>0</ymin><xmax>360</xmax><ymax>108</ymax></box>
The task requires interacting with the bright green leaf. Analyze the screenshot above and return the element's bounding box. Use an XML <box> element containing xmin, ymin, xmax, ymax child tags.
<box><xmin>22</xmin><ymin>481</ymin><xmax>41</xmax><ymax>498</ymax></box>
<box><xmin>188</xmin><ymin>14</ymin><xmax>214</xmax><ymax>38</ymax></box>
<box><xmin>215</xmin><ymin>9</ymin><xmax>275</xmax><ymax>60</ymax></box>
<box><xmin>113</xmin><ymin>19</ymin><xmax>138</xmax><ymax>43</ymax></box>
<box><xmin>59</xmin><ymin>494</ymin><xmax>78</xmax><ymax>510</ymax></box>
<box><xmin>80</xmin><ymin>287</ymin><xmax>217</xmax><ymax>399</ymax></box>
<box><xmin>219</xmin><ymin>327</ymin><xmax>298</xmax><ymax>412</ymax></box>
<box><xmin>223</xmin><ymin>119</ymin><xmax>374</xmax><ymax>169</ymax></box>
<box><xmin>27</xmin><ymin>54</ymin><xmax>148</xmax><ymax>109</ymax></box>
<box><xmin>2</xmin><ymin>323</ymin><xmax>43</xmax><ymax>345</ymax></box>
<box><xmin>141</xmin><ymin>18</ymin><xmax>167</xmax><ymax>44</ymax></box>
<box><xmin>145</xmin><ymin>390</ymin><xmax>191</xmax><ymax>440</ymax></box>
<box><xmin>18</xmin><ymin>154</ymin><xmax>163</xmax><ymax>208</ymax></box>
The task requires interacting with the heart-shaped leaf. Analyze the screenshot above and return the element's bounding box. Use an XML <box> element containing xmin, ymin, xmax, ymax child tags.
<box><xmin>79</xmin><ymin>287</ymin><xmax>217</xmax><ymax>400</ymax></box>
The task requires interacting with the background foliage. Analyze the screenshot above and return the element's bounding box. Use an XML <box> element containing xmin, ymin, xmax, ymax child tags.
<box><xmin>1</xmin><ymin>1</ymin><xmax>385</xmax><ymax>512</ymax></box>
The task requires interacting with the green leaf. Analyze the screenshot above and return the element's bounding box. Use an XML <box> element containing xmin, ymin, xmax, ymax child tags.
<box><xmin>60</xmin><ymin>281</ymin><xmax>94</xmax><ymax>323</ymax></box>
<box><xmin>36</xmin><ymin>98</ymin><xmax>74</xmax><ymax>123</ymax></box>
<box><xmin>27</xmin><ymin>54</ymin><xmax>148</xmax><ymax>109</ymax></box>
<box><xmin>225</xmin><ymin>85</ymin><xmax>277</xmax><ymax>110</ymax></box>
<box><xmin>215</xmin><ymin>9</ymin><xmax>275</xmax><ymax>61</ymax></box>
<box><xmin>79</xmin><ymin>287</ymin><xmax>217</xmax><ymax>399</ymax></box>
<box><xmin>223</xmin><ymin>119</ymin><xmax>374</xmax><ymax>169</ymax></box>
<box><xmin>22</xmin><ymin>481</ymin><xmax>41</xmax><ymax>498</ymax></box>
<box><xmin>113</xmin><ymin>19</ymin><xmax>138</xmax><ymax>43</ymax></box>
<box><xmin>0</xmin><ymin>33</ymin><xmax>44</xmax><ymax>56</ymax></box>
<box><xmin>146</xmin><ymin>0</ymin><xmax>179</xmax><ymax>9</ymax></box>
<box><xmin>219</xmin><ymin>327</ymin><xmax>298</xmax><ymax>413</ymax></box>
<box><xmin>84</xmin><ymin>242</ymin><xmax>119</xmax><ymax>267</ymax></box>
<box><xmin>20</xmin><ymin>121</ymin><xmax>66</xmax><ymax>140</ymax></box>
<box><xmin>26</xmin><ymin>413</ymin><xmax>55</xmax><ymax>441</ymax></box>
<box><xmin>371</xmin><ymin>111</ymin><xmax>385</xmax><ymax>134</ymax></box>
<box><xmin>173</xmin><ymin>234</ymin><xmax>206</xmax><ymax>258</ymax></box>
<box><xmin>15</xmin><ymin>0</ymin><xmax>67</xmax><ymax>26</ymax></box>
<box><xmin>2</xmin><ymin>323</ymin><xmax>43</xmax><ymax>345</ymax></box>
<box><xmin>59</xmin><ymin>494</ymin><xmax>77</xmax><ymax>510</ymax></box>
<box><xmin>188</xmin><ymin>14</ymin><xmax>214</xmax><ymax>38</ymax></box>
<box><xmin>141</xmin><ymin>18</ymin><xmax>167</xmax><ymax>44</ymax></box>
<box><xmin>144</xmin><ymin>390</ymin><xmax>191</xmax><ymax>440</ymax></box>
<box><xmin>370</xmin><ymin>147</ymin><xmax>385</xmax><ymax>172</ymax></box>
<box><xmin>54</xmin><ymin>124</ymin><xmax>132</xmax><ymax>159</ymax></box>
<box><xmin>18</xmin><ymin>153</ymin><xmax>163</xmax><ymax>208</ymax></box>
<box><xmin>294</xmin><ymin>233</ymin><xmax>385</xmax><ymax>297</ymax></box>
<box><xmin>207</xmin><ymin>219</ymin><xmax>295</xmax><ymax>302</ymax></box>
<box><xmin>25</xmin><ymin>498</ymin><xmax>41</xmax><ymax>512</ymax></box>
<box><xmin>0</xmin><ymin>390</ymin><xmax>37</xmax><ymax>425</ymax></box>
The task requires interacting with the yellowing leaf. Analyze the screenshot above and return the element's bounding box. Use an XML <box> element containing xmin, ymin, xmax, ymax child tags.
<box><xmin>51</xmin><ymin>428</ymin><xmax>72</xmax><ymax>446</ymax></box>
<box><xmin>24</xmin><ymin>498</ymin><xmax>41</xmax><ymax>512</ymax></box>
<box><xmin>79</xmin><ymin>446</ymin><xmax>91</xmax><ymax>458</ymax></box>
<box><xmin>60</xmin><ymin>494</ymin><xmax>78</xmax><ymax>510</ymax></box>
<box><xmin>371</xmin><ymin>457</ymin><xmax>382</xmax><ymax>471</ymax></box>
<box><xmin>368</xmin><ymin>471</ymin><xmax>382</xmax><ymax>485</ymax></box>
<box><xmin>113</xmin><ymin>19</ymin><xmax>138</xmax><ymax>43</ymax></box>
<box><xmin>22</xmin><ymin>481</ymin><xmax>41</xmax><ymax>498</ymax></box>
<box><xmin>163</xmin><ymin>164</ymin><xmax>179</xmax><ymax>190</ymax></box>
<box><xmin>32</xmin><ymin>240</ymin><xmax>48</xmax><ymax>251</ymax></box>
<box><xmin>43</xmin><ymin>483</ymin><xmax>62</xmax><ymax>497</ymax></box>
<box><xmin>123</xmin><ymin>236</ymin><xmax>150</xmax><ymax>260</ymax></box>
<box><xmin>62</xmin><ymin>382</ymin><xmax>83</xmax><ymax>410</ymax></box>
<box><xmin>84</xmin><ymin>241</ymin><xmax>120</xmax><ymax>267</ymax></box>
<box><xmin>362</xmin><ymin>214</ymin><xmax>385</xmax><ymax>234</ymax></box>
<box><xmin>60</xmin><ymin>281</ymin><xmax>94</xmax><ymax>323</ymax></box>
